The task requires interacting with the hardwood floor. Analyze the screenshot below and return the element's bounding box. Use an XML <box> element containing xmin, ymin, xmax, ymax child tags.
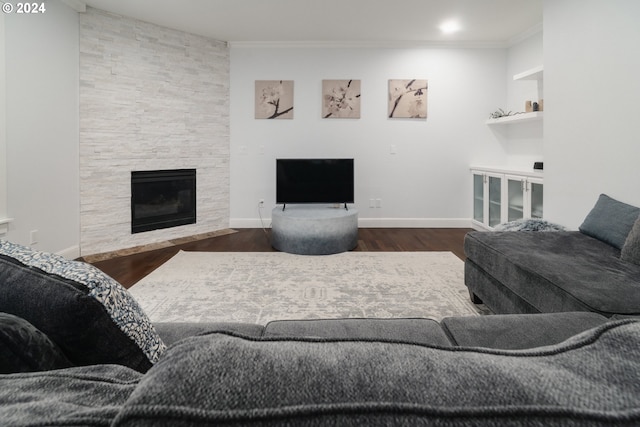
<box><xmin>88</xmin><ymin>228</ymin><xmax>472</xmax><ymax>289</ymax></box>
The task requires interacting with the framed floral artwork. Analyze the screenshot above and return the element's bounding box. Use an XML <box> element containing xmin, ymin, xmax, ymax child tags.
<box><xmin>255</xmin><ymin>80</ymin><xmax>294</xmax><ymax>119</ymax></box>
<box><xmin>322</xmin><ymin>79</ymin><xmax>361</xmax><ymax>119</ymax></box>
<box><xmin>388</xmin><ymin>79</ymin><xmax>428</xmax><ymax>119</ymax></box>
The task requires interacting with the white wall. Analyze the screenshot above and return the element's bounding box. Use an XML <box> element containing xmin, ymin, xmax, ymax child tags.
<box><xmin>544</xmin><ymin>0</ymin><xmax>640</xmax><ymax>229</ymax></box>
<box><xmin>229</xmin><ymin>46</ymin><xmax>508</xmax><ymax>227</ymax></box>
<box><xmin>0</xmin><ymin>12</ymin><xmax>7</xmax><ymax>233</ymax></box>
<box><xmin>4</xmin><ymin>1</ymin><xmax>80</xmax><ymax>256</ymax></box>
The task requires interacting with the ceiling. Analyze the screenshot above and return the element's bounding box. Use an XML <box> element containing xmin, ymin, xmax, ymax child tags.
<box><xmin>80</xmin><ymin>0</ymin><xmax>543</xmax><ymax>46</ymax></box>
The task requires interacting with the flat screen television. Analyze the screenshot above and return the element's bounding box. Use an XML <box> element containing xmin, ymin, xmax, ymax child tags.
<box><xmin>276</xmin><ymin>158</ymin><xmax>354</xmax><ymax>207</ymax></box>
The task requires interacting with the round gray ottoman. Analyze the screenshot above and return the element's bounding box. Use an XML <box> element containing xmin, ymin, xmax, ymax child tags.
<box><xmin>271</xmin><ymin>205</ymin><xmax>358</xmax><ymax>255</ymax></box>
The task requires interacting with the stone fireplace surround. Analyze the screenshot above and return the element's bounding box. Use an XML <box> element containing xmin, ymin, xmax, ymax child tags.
<box><xmin>79</xmin><ymin>8</ymin><xmax>230</xmax><ymax>257</ymax></box>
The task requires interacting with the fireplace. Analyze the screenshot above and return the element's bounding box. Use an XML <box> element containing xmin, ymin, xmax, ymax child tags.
<box><xmin>131</xmin><ymin>169</ymin><xmax>196</xmax><ymax>234</ymax></box>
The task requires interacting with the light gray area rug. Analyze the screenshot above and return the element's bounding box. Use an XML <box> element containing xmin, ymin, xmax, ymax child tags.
<box><xmin>129</xmin><ymin>251</ymin><xmax>485</xmax><ymax>324</ymax></box>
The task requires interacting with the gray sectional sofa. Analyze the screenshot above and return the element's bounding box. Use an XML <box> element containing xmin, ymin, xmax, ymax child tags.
<box><xmin>464</xmin><ymin>194</ymin><xmax>640</xmax><ymax>317</ymax></box>
<box><xmin>2</xmin><ymin>235</ymin><xmax>640</xmax><ymax>425</ymax></box>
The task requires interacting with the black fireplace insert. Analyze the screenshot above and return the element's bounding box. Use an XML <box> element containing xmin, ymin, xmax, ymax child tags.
<box><xmin>131</xmin><ymin>169</ymin><xmax>196</xmax><ymax>234</ymax></box>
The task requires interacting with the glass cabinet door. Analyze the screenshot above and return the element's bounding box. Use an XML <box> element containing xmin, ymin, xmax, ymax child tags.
<box><xmin>471</xmin><ymin>169</ymin><xmax>543</xmax><ymax>230</ymax></box>
<box><xmin>530</xmin><ymin>181</ymin><xmax>543</xmax><ymax>218</ymax></box>
<box><xmin>473</xmin><ymin>173</ymin><xmax>484</xmax><ymax>223</ymax></box>
<box><xmin>507</xmin><ymin>178</ymin><xmax>524</xmax><ymax>222</ymax></box>
<box><xmin>488</xmin><ymin>176</ymin><xmax>502</xmax><ymax>227</ymax></box>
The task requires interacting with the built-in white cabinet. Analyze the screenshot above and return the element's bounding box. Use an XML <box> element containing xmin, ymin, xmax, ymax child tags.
<box><xmin>505</xmin><ymin>175</ymin><xmax>543</xmax><ymax>222</ymax></box>
<box><xmin>473</xmin><ymin>170</ymin><xmax>504</xmax><ymax>229</ymax></box>
<box><xmin>471</xmin><ymin>167</ymin><xmax>543</xmax><ymax>231</ymax></box>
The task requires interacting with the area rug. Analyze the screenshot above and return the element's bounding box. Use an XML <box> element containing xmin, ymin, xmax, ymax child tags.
<box><xmin>129</xmin><ymin>251</ymin><xmax>485</xmax><ymax>324</ymax></box>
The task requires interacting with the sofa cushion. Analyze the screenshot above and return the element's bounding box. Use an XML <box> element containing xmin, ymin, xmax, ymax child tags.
<box><xmin>621</xmin><ymin>215</ymin><xmax>640</xmax><ymax>266</ymax></box>
<box><xmin>0</xmin><ymin>240</ymin><xmax>165</xmax><ymax>372</ymax></box>
<box><xmin>441</xmin><ymin>312</ymin><xmax>608</xmax><ymax>350</ymax></box>
<box><xmin>153</xmin><ymin>322</ymin><xmax>265</xmax><ymax>346</ymax></box>
<box><xmin>0</xmin><ymin>364</ymin><xmax>141</xmax><ymax>425</ymax></box>
<box><xmin>464</xmin><ymin>231</ymin><xmax>640</xmax><ymax>316</ymax></box>
<box><xmin>115</xmin><ymin>320</ymin><xmax>640</xmax><ymax>426</ymax></box>
<box><xmin>579</xmin><ymin>193</ymin><xmax>640</xmax><ymax>249</ymax></box>
<box><xmin>0</xmin><ymin>312</ymin><xmax>72</xmax><ymax>373</ymax></box>
<box><xmin>264</xmin><ymin>318</ymin><xmax>453</xmax><ymax>346</ymax></box>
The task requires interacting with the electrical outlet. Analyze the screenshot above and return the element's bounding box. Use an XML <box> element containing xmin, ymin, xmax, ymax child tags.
<box><xmin>30</xmin><ymin>230</ymin><xmax>39</xmax><ymax>245</ymax></box>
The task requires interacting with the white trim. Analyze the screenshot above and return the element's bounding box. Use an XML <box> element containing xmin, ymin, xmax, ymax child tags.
<box><xmin>57</xmin><ymin>245</ymin><xmax>81</xmax><ymax>260</ymax></box>
<box><xmin>357</xmin><ymin>218</ymin><xmax>471</xmax><ymax>228</ymax></box>
<box><xmin>229</xmin><ymin>40</ymin><xmax>508</xmax><ymax>50</ymax></box>
<box><xmin>507</xmin><ymin>23</ymin><xmax>543</xmax><ymax>46</ymax></box>
<box><xmin>230</xmin><ymin>217</ymin><xmax>472</xmax><ymax>229</ymax></box>
<box><xmin>471</xmin><ymin>220</ymin><xmax>492</xmax><ymax>232</ymax></box>
<box><xmin>470</xmin><ymin>165</ymin><xmax>543</xmax><ymax>179</ymax></box>
<box><xmin>61</xmin><ymin>0</ymin><xmax>86</xmax><ymax>12</ymax></box>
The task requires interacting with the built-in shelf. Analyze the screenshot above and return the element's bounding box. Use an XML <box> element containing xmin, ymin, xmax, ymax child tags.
<box><xmin>514</xmin><ymin>65</ymin><xmax>543</xmax><ymax>81</ymax></box>
<box><xmin>0</xmin><ymin>218</ymin><xmax>13</xmax><ymax>225</ymax></box>
<box><xmin>485</xmin><ymin>111</ymin><xmax>543</xmax><ymax>125</ymax></box>
<box><xmin>486</xmin><ymin>66</ymin><xmax>544</xmax><ymax>126</ymax></box>
<box><xmin>471</xmin><ymin>166</ymin><xmax>543</xmax><ymax>179</ymax></box>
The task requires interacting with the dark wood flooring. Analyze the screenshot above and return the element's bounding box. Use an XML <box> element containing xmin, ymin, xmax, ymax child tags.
<box><xmin>88</xmin><ymin>228</ymin><xmax>472</xmax><ymax>289</ymax></box>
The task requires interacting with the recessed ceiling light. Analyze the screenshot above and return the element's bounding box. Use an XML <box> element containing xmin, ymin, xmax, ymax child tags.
<box><xmin>439</xmin><ymin>20</ymin><xmax>461</xmax><ymax>34</ymax></box>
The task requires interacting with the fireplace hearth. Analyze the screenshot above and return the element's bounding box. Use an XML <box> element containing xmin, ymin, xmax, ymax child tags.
<box><xmin>131</xmin><ymin>169</ymin><xmax>196</xmax><ymax>234</ymax></box>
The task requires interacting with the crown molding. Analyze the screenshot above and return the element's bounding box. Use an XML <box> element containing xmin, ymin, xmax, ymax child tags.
<box><xmin>61</xmin><ymin>0</ymin><xmax>86</xmax><ymax>12</ymax></box>
<box><xmin>229</xmin><ymin>40</ymin><xmax>509</xmax><ymax>50</ymax></box>
<box><xmin>508</xmin><ymin>22</ymin><xmax>543</xmax><ymax>46</ymax></box>
<box><xmin>228</xmin><ymin>23</ymin><xmax>544</xmax><ymax>50</ymax></box>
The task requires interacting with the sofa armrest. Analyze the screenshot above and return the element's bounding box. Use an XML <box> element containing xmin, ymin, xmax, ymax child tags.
<box><xmin>441</xmin><ymin>312</ymin><xmax>608</xmax><ymax>349</ymax></box>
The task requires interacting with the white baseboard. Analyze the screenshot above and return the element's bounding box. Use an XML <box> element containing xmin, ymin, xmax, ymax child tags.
<box><xmin>57</xmin><ymin>245</ymin><xmax>81</xmax><ymax>260</ymax></box>
<box><xmin>357</xmin><ymin>218</ymin><xmax>472</xmax><ymax>228</ymax></box>
<box><xmin>230</xmin><ymin>217</ymin><xmax>472</xmax><ymax>229</ymax></box>
<box><xmin>230</xmin><ymin>218</ymin><xmax>273</xmax><ymax>228</ymax></box>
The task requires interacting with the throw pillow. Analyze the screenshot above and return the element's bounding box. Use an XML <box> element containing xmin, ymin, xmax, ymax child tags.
<box><xmin>0</xmin><ymin>312</ymin><xmax>72</xmax><ymax>373</ymax></box>
<box><xmin>0</xmin><ymin>240</ymin><xmax>166</xmax><ymax>372</ymax></box>
<box><xmin>621</xmin><ymin>215</ymin><xmax>640</xmax><ymax>265</ymax></box>
<box><xmin>493</xmin><ymin>218</ymin><xmax>567</xmax><ymax>232</ymax></box>
<box><xmin>579</xmin><ymin>194</ymin><xmax>640</xmax><ymax>249</ymax></box>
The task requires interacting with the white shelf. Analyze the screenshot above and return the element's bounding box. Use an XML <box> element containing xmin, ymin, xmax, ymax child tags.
<box><xmin>485</xmin><ymin>111</ymin><xmax>543</xmax><ymax>125</ymax></box>
<box><xmin>514</xmin><ymin>65</ymin><xmax>543</xmax><ymax>81</ymax></box>
<box><xmin>471</xmin><ymin>166</ymin><xmax>543</xmax><ymax>179</ymax></box>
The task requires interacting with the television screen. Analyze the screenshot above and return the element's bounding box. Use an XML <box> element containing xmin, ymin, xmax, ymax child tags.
<box><xmin>276</xmin><ymin>158</ymin><xmax>354</xmax><ymax>204</ymax></box>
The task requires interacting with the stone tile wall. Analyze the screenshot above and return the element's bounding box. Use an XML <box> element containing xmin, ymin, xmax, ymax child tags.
<box><xmin>79</xmin><ymin>7</ymin><xmax>229</xmax><ymax>256</ymax></box>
